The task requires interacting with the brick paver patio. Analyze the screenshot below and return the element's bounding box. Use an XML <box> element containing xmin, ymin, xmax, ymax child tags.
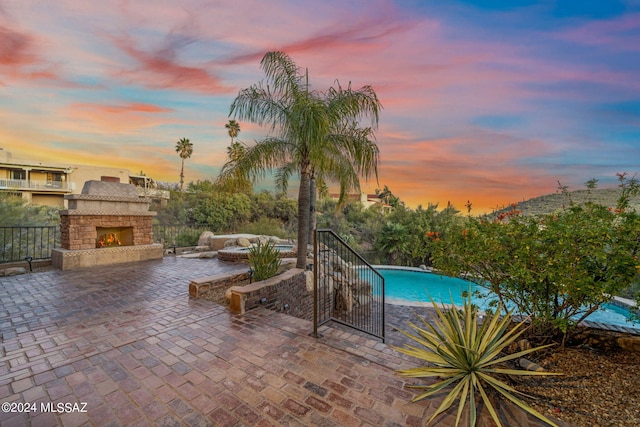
<box><xmin>0</xmin><ymin>257</ymin><xmax>565</xmax><ymax>426</ymax></box>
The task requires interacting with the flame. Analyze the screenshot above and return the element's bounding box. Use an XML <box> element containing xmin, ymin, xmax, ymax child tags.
<box><xmin>97</xmin><ymin>232</ymin><xmax>122</xmax><ymax>248</ymax></box>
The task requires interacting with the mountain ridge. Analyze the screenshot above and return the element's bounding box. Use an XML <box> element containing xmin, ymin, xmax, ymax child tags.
<box><xmin>490</xmin><ymin>188</ymin><xmax>640</xmax><ymax>217</ymax></box>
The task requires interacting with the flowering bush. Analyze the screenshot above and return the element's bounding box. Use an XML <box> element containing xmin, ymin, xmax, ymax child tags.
<box><xmin>432</xmin><ymin>174</ymin><xmax>640</xmax><ymax>339</ymax></box>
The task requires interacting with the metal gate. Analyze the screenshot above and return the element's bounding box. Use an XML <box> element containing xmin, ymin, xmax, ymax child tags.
<box><xmin>313</xmin><ymin>229</ymin><xmax>385</xmax><ymax>342</ymax></box>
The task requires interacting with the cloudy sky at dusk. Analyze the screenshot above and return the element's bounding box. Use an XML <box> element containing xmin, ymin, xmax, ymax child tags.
<box><xmin>1</xmin><ymin>0</ymin><xmax>639</xmax><ymax>212</ymax></box>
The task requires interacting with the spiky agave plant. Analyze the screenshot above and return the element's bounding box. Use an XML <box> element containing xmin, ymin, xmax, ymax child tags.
<box><xmin>395</xmin><ymin>297</ymin><xmax>561</xmax><ymax>427</ymax></box>
<box><xmin>248</xmin><ymin>240</ymin><xmax>282</xmax><ymax>282</ymax></box>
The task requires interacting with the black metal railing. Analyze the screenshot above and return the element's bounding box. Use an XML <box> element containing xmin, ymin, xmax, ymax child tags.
<box><xmin>313</xmin><ymin>229</ymin><xmax>385</xmax><ymax>342</ymax></box>
<box><xmin>0</xmin><ymin>226</ymin><xmax>60</xmax><ymax>263</ymax></box>
<box><xmin>152</xmin><ymin>224</ymin><xmax>216</xmax><ymax>248</ymax></box>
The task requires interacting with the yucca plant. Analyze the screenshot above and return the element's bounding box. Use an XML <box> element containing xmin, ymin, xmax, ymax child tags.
<box><xmin>248</xmin><ymin>240</ymin><xmax>282</xmax><ymax>282</ymax></box>
<box><xmin>395</xmin><ymin>297</ymin><xmax>561</xmax><ymax>427</ymax></box>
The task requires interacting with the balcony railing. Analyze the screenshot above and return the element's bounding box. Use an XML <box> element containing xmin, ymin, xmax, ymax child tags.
<box><xmin>0</xmin><ymin>179</ymin><xmax>73</xmax><ymax>192</ymax></box>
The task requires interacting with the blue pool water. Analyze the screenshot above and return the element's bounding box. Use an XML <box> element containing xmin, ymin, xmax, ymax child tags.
<box><xmin>377</xmin><ymin>267</ymin><xmax>639</xmax><ymax>330</ymax></box>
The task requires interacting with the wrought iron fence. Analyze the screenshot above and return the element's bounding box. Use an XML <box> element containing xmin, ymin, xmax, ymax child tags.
<box><xmin>152</xmin><ymin>224</ymin><xmax>216</xmax><ymax>248</ymax></box>
<box><xmin>0</xmin><ymin>226</ymin><xmax>60</xmax><ymax>263</ymax></box>
<box><xmin>313</xmin><ymin>228</ymin><xmax>385</xmax><ymax>342</ymax></box>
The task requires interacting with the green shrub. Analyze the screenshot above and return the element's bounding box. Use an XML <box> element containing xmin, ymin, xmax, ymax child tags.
<box><xmin>248</xmin><ymin>241</ymin><xmax>282</xmax><ymax>282</ymax></box>
<box><xmin>395</xmin><ymin>297</ymin><xmax>560</xmax><ymax>427</ymax></box>
<box><xmin>238</xmin><ymin>217</ymin><xmax>290</xmax><ymax>239</ymax></box>
<box><xmin>432</xmin><ymin>174</ymin><xmax>640</xmax><ymax>338</ymax></box>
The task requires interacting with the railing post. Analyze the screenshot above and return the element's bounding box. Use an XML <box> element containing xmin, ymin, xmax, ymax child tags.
<box><xmin>312</xmin><ymin>228</ymin><xmax>319</xmax><ymax>338</ymax></box>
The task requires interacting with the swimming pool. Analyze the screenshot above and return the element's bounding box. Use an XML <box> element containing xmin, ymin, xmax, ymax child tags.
<box><xmin>376</xmin><ymin>266</ymin><xmax>639</xmax><ymax>330</ymax></box>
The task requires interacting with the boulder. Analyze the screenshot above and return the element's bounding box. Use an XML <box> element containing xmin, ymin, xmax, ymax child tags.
<box><xmin>198</xmin><ymin>231</ymin><xmax>215</xmax><ymax>247</ymax></box>
<box><xmin>519</xmin><ymin>358</ymin><xmax>544</xmax><ymax>372</ymax></box>
<box><xmin>617</xmin><ymin>336</ymin><xmax>640</xmax><ymax>353</ymax></box>
<box><xmin>198</xmin><ymin>252</ymin><xmax>217</xmax><ymax>259</ymax></box>
<box><xmin>237</xmin><ymin>237</ymin><xmax>251</xmax><ymax>247</ymax></box>
<box><xmin>223</xmin><ymin>238</ymin><xmax>238</xmax><ymax>247</ymax></box>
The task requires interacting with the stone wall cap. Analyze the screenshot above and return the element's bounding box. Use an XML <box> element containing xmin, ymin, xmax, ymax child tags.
<box><xmin>59</xmin><ymin>210</ymin><xmax>157</xmax><ymax>216</ymax></box>
<box><xmin>65</xmin><ymin>194</ymin><xmax>151</xmax><ymax>203</ymax></box>
<box><xmin>81</xmin><ymin>180</ymin><xmax>139</xmax><ymax>197</ymax></box>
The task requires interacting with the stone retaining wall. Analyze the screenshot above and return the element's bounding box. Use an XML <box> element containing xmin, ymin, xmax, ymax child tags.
<box><xmin>189</xmin><ymin>268</ymin><xmax>312</xmax><ymax>321</ymax></box>
<box><xmin>188</xmin><ymin>270</ymin><xmax>251</xmax><ymax>298</ymax></box>
<box><xmin>227</xmin><ymin>268</ymin><xmax>312</xmax><ymax>320</ymax></box>
<box><xmin>571</xmin><ymin>326</ymin><xmax>640</xmax><ymax>352</ymax></box>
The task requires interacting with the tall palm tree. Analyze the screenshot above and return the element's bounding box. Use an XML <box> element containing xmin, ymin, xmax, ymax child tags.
<box><xmin>175</xmin><ymin>137</ymin><xmax>193</xmax><ymax>191</ymax></box>
<box><xmin>225</xmin><ymin>119</ymin><xmax>241</xmax><ymax>144</ymax></box>
<box><xmin>217</xmin><ymin>51</ymin><xmax>382</xmax><ymax>268</ymax></box>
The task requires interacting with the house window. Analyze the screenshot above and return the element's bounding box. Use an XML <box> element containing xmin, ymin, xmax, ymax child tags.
<box><xmin>11</xmin><ymin>170</ymin><xmax>26</xmax><ymax>180</ymax></box>
<box><xmin>101</xmin><ymin>176</ymin><xmax>120</xmax><ymax>183</ymax></box>
<box><xmin>47</xmin><ymin>172</ymin><xmax>63</xmax><ymax>182</ymax></box>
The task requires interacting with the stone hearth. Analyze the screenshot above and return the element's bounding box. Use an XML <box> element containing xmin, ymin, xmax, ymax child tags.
<box><xmin>52</xmin><ymin>181</ymin><xmax>163</xmax><ymax>270</ymax></box>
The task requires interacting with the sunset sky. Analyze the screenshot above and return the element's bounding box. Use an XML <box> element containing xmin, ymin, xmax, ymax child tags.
<box><xmin>1</xmin><ymin>0</ymin><xmax>639</xmax><ymax>212</ymax></box>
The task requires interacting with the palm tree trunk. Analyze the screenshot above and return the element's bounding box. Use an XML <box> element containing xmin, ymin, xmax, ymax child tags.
<box><xmin>296</xmin><ymin>170</ymin><xmax>311</xmax><ymax>269</ymax></box>
<box><xmin>179</xmin><ymin>159</ymin><xmax>185</xmax><ymax>191</ymax></box>
<box><xmin>308</xmin><ymin>175</ymin><xmax>316</xmax><ymax>244</ymax></box>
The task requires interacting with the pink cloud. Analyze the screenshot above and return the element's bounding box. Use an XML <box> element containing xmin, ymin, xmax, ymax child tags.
<box><xmin>109</xmin><ymin>33</ymin><xmax>233</xmax><ymax>94</ymax></box>
<box><xmin>556</xmin><ymin>13</ymin><xmax>640</xmax><ymax>52</ymax></box>
<box><xmin>65</xmin><ymin>102</ymin><xmax>174</xmax><ymax>133</ymax></box>
<box><xmin>0</xmin><ymin>24</ymin><xmax>61</xmax><ymax>84</ymax></box>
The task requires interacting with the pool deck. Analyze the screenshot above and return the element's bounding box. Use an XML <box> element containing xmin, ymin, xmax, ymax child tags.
<box><xmin>0</xmin><ymin>257</ymin><xmax>569</xmax><ymax>426</ymax></box>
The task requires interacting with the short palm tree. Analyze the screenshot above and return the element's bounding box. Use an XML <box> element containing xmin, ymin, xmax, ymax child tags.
<box><xmin>175</xmin><ymin>137</ymin><xmax>193</xmax><ymax>191</ymax></box>
<box><xmin>218</xmin><ymin>51</ymin><xmax>382</xmax><ymax>268</ymax></box>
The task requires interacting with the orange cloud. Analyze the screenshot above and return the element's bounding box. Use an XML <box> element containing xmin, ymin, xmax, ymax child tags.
<box><xmin>64</xmin><ymin>102</ymin><xmax>174</xmax><ymax>133</ymax></box>
<box><xmin>371</xmin><ymin>132</ymin><xmax>561</xmax><ymax>213</ymax></box>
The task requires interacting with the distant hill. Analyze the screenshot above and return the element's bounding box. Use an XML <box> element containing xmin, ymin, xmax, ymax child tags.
<box><xmin>490</xmin><ymin>188</ymin><xmax>640</xmax><ymax>217</ymax></box>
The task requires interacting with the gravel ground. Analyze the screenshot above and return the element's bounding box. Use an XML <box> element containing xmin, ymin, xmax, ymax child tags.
<box><xmin>517</xmin><ymin>346</ymin><xmax>640</xmax><ymax>427</ymax></box>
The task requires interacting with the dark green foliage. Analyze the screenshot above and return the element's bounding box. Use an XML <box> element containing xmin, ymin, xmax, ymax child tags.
<box><xmin>238</xmin><ymin>217</ymin><xmax>294</xmax><ymax>239</ymax></box>
<box><xmin>248</xmin><ymin>241</ymin><xmax>282</xmax><ymax>282</ymax></box>
<box><xmin>191</xmin><ymin>193</ymin><xmax>252</xmax><ymax>232</ymax></box>
<box><xmin>152</xmin><ymin>181</ymin><xmax>297</xmax><ymax>237</ymax></box>
<box><xmin>0</xmin><ymin>194</ymin><xmax>59</xmax><ymax>226</ymax></box>
<box><xmin>315</xmin><ymin>198</ymin><xmax>386</xmax><ymax>262</ymax></box>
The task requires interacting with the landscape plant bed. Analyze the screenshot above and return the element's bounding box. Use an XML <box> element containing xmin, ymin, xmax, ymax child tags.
<box><xmin>382</xmin><ymin>303</ymin><xmax>639</xmax><ymax>427</ymax></box>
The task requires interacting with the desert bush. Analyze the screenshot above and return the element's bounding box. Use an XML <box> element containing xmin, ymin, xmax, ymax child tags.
<box><xmin>238</xmin><ymin>217</ymin><xmax>292</xmax><ymax>239</ymax></box>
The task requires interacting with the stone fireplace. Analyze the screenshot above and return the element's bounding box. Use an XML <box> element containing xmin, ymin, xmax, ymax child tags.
<box><xmin>51</xmin><ymin>181</ymin><xmax>163</xmax><ymax>270</ymax></box>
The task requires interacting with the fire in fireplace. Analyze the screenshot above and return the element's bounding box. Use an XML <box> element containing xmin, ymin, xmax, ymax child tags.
<box><xmin>96</xmin><ymin>227</ymin><xmax>133</xmax><ymax>248</ymax></box>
